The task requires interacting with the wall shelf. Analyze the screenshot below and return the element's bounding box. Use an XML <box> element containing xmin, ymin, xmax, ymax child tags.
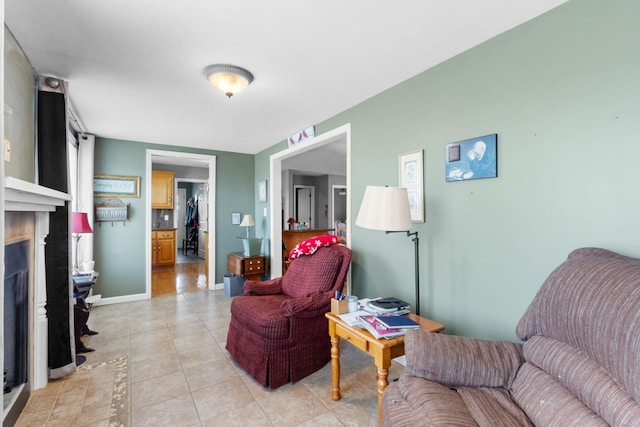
<box><xmin>95</xmin><ymin>199</ymin><xmax>129</xmax><ymax>226</ymax></box>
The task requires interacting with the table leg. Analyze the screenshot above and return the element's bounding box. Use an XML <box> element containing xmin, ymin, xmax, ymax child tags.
<box><xmin>376</xmin><ymin>365</ymin><xmax>389</xmax><ymax>424</ymax></box>
<box><xmin>330</xmin><ymin>335</ymin><xmax>341</xmax><ymax>400</ymax></box>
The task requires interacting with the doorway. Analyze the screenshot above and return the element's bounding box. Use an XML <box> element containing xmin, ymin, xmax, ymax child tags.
<box><xmin>175</xmin><ymin>179</ymin><xmax>208</xmax><ymax>264</ymax></box>
<box><xmin>331</xmin><ymin>185</ymin><xmax>347</xmax><ymax>226</ymax></box>
<box><xmin>145</xmin><ymin>149</ymin><xmax>217</xmax><ymax>299</ymax></box>
<box><xmin>269</xmin><ymin>124</ymin><xmax>351</xmax><ymax>290</ymax></box>
<box><xmin>294</xmin><ymin>185</ymin><xmax>315</xmax><ymax>228</ymax></box>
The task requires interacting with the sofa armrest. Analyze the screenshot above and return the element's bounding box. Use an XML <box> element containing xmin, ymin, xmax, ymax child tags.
<box><xmin>243</xmin><ymin>278</ymin><xmax>283</xmax><ymax>296</ymax></box>
<box><xmin>405</xmin><ymin>330</ymin><xmax>524</xmax><ymax>389</ymax></box>
<box><xmin>281</xmin><ymin>292</ymin><xmax>331</xmax><ymax>317</ymax></box>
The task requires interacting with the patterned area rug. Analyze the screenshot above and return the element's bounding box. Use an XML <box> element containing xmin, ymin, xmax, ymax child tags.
<box><xmin>78</xmin><ymin>356</ymin><xmax>128</xmax><ymax>426</ymax></box>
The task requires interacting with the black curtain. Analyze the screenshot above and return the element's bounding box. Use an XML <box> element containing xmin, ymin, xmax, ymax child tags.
<box><xmin>37</xmin><ymin>90</ymin><xmax>73</xmax><ymax>371</ymax></box>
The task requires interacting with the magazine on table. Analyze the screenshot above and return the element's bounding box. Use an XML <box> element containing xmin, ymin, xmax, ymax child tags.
<box><xmin>356</xmin><ymin>315</ymin><xmax>406</xmax><ymax>339</ymax></box>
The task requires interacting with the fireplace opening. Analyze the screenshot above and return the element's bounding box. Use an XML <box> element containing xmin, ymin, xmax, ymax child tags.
<box><xmin>3</xmin><ymin>239</ymin><xmax>30</xmax><ymax>417</ymax></box>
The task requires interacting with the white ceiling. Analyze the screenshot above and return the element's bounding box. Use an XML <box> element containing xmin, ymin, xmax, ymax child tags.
<box><xmin>5</xmin><ymin>0</ymin><xmax>567</xmax><ymax>155</ymax></box>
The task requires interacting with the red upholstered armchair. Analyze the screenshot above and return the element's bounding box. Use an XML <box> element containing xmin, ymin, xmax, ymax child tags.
<box><xmin>226</xmin><ymin>244</ymin><xmax>352</xmax><ymax>389</ymax></box>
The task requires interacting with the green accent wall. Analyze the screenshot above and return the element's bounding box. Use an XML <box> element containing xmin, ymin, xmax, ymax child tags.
<box><xmin>4</xmin><ymin>26</ymin><xmax>36</xmax><ymax>181</ymax></box>
<box><xmin>93</xmin><ymin>137</ymin><xmax>254</xmax><ymax>297</ymax></box>
<box><xmin>257</xmin><ymin>0</ymin><xmax>640</xmax><ymax>341</ymax></box>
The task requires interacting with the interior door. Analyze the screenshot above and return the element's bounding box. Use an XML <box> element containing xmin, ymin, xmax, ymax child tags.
<box><xmin>295</xmin><ymin>186</ymin><xmax>314</xmax><ymax>228</ymax></box>
<box><xmin>197</xmin><ymin>183</ymin><xmax>208</xmax><ymax>259</ymax></box>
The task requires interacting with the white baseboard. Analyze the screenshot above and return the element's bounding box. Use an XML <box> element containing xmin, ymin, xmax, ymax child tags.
<box><xmin>92</xmin><ymin>284</ymin><xmax>225</xmax><ymax>306</ymax></box>
<box><xmin>92</xmin><ymin>293</ymin><xmax>148</xmax><ymax>306</ymax></box>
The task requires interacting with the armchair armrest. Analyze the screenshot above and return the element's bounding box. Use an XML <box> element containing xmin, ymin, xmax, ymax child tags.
<box><xmin>405</xmin><ymin>330</ymin><xmax>524</xmax><ymax>389</ymax></box>
<box><xmin>281</xmin><ymin>292</ymin><xmax>331</xmax><ymax>317</ymax></box>
<box><xmin>243</xmin><ymin>277</ymin><xmax>283</xmax><ymax>296</ymax></box>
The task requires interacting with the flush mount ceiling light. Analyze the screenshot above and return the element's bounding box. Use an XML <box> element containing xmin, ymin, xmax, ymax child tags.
<box><xmin>204</xmin><ymin>64</ymin><xmax>254</xmax><ymax>98</ymax></box>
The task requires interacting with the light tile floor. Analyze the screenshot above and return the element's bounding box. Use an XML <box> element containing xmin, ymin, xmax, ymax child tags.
<box><xmin>15</xmin><ymin>289</ymin><xmax>407</xmax><ymax>426</ymax></box>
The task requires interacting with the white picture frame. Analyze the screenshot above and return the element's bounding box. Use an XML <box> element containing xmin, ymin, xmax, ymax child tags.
<box><xmin>258</xmin><ymin>180</ymin><xmax>268</xmax><ymax>203</ymax></box>
<box><xmin>231</xmin><ymin>212</ymin><xmax>241</xmax><ymax>225</ymax></box>
<box><xmin>399</xmin><ymin>150</ymin><xmax>424</xmax><ymax>222</ymax></box>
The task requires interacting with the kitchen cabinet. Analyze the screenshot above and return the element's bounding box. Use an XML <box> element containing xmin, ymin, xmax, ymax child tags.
<box><xmin>152</xmin><ymin>229</ymin><xmax>176</xmax><ymax>266</ymax></box>
<box><xmin>152</xmin><ymin>171</ymin><xmax>175</xmax><ymax>208</ymax></box>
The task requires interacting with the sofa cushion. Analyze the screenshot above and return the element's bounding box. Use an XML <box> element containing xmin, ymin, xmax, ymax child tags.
<box><xmin>281</xmin><ymin>246</ymin><xmax>342</xmax><ymax>298</ymax></box>
<box><xmin>512</xmin><ymin>363</ymin><xmax>608</xmax><ymax>426</ymax></box>
<box><xmin>522</xmin><ymin>335</ymin><xmax>640</xmax><ymax>425</ymax></box>
<box><xmin>516</xmin><ymin>248</ymin><xmax>640</xmax><ymax>404</ymax></box>
<box><xmin>457</xmin><ymin>387</ymin><xmax>533</xmax><ymax>426</ymax></box>
<box><xmin>383</xmin><ymin>375</ymin><xmax>478</xmax><ymax>426</ymax></box>
<box><xmin>406</xmin><ymin>330</ymin><xmax>524</xmax><ymax>389</ymax></box>
<box><xmin>229</xmin><ymin>294</ymin><xmax>290</xmax><ymax>339</ymax></box>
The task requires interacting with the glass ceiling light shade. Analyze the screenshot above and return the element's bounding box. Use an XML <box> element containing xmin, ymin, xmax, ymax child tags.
<box><xmin>355</xmin><ymin>186</ymin><xmax>412</xmax><ymax>232</ymax></box>
<box><xmin>204</xmin><ymin>64</ymin><xmax>254</xmax><ymax>98</ymax></box>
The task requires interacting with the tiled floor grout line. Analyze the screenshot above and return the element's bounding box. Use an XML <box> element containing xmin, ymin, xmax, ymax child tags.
<box><xmin>17</xmin><ymin>290</ymin><xmax>391</xmax><ymax>426</ymax></box>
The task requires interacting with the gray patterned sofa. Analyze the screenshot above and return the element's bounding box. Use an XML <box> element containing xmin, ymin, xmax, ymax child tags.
<box><xmin>382</xmin><ymin>247</ymin><xmax>640</xmax><ymax>426</ymax></box>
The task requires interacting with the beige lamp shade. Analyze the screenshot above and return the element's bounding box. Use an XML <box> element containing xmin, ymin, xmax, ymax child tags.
<box><xmin>239</xmin><ymin>214</ymin><xmax>255</xmax><ymax>227</ymax></box>
<box><xmin>239</xmin><ymin>214</ymin><xmax>255</xmax><ymax>239</ymax></box>
<box><xmin>355</xmin><ymin>186</ymin><xmax>412</xmax><ymax>232</ymax></box>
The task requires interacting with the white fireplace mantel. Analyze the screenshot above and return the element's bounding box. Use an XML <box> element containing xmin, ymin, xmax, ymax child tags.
<box><xmin>4</xmin><ymin>177</ymin><xmax>71</xmax><ymax>212</ymax></box>
<box><xmin>4</xmin><ymin>176</ymin><xmax>72</xmax><ymax>390</ymax></box>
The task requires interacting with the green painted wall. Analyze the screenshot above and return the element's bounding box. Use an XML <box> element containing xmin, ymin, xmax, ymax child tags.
<box><xmin>93</xmin><ymin>137</ymin><xmax>254</xmax><ymax>297</ymax></box>
<box><xmin>4</xmin><ymin>26</ymin><xmax>36</xmax><ymax>181</ymax></box>
<box><xmin>257</xmin><ymin>0</ymin><xmax>640</xmax><ymax>341</ymax></box>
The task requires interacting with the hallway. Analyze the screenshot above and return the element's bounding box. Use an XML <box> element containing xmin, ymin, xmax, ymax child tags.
<box><xmin>152</xmin><ymin>257</ymin><xmax>206</xmax><ymax>297</ymax></box>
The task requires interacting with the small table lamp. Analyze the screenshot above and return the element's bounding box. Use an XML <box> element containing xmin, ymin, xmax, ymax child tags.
<box><xmin>239</xmin><ymin>214</ymin><xmax>261</xmax><ymax>256</ymax></box>
<box><xmin>72</xmin><ymin>212</ymin><xmax>93</xmax><ymax>274</ymax></box>
<box><xmin>355</xmin><ymin>186</ymin><xmax>421</xmax><ymax>315</ymax></box>
<box><xmin>239</xmin><ymin>214</ymin><xmax>255</xmax><ymax>238</ymax></box>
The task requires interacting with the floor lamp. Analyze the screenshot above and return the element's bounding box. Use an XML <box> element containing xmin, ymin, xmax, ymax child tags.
<box><xmin>355</xmin><ymin>186</ymin><xmax>421</xmax><ymax>315</ymax></box>
<box><xmin>72</xmin><ymin>212</ymin><xmax>93</xmax><ymax>274</ymax></box>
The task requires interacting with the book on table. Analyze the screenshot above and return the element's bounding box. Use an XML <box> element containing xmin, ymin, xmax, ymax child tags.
<box><xmin>356</xmin><ymin>315</ymin><xmax>406</xmax><ymax>339</ymax></box>
<box><xmin>367</xmin><ymin>297</ymin><xmax>410</xmax><ymax>313</ymax></box>
<box><xmin>375</xmin><ymin>314</ymin><xmax>420</xmax><ymax>329</ymax></box>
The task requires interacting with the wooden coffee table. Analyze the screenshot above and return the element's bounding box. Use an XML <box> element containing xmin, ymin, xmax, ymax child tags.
<box><xmin>326</xmin><ymin>312</ymin><xmax>444</xmax><ymax>425</ymax></box>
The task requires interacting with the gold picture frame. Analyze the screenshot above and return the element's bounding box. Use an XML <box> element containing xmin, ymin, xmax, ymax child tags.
<box><xmin>94</xmin><ymin>174</ymin><xmax>140</xmax><ymax>198</ymax></box>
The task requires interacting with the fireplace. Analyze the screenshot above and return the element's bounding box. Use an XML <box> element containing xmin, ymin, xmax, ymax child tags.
<box><xmin>4</xmin><ymin>240</ymin><xmax>30</xmax><ymax>393</ymax></box>
<box><xmin>3</xmin><ymin>178</ymin><xmax>71</xmax><ymax>424</ymax></box>
<box><xmin>3</xmin><ymin>216</ymin><xmax>33</xmax><ymax>424</ymax></box>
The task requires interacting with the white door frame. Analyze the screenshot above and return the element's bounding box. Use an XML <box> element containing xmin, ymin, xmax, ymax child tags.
<box><xmin>146</xmin><ymin>150</ymin><xmax>217</xmax><ymax>298</ymax></box>
<box><xmin>269</xmin><ymin>124</ymin><xmax>351</xmax><ymax>290</ymax></box>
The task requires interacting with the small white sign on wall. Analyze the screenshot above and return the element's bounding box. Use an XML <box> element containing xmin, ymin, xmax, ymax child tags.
<box><xmin>287</xmin><ymin>126</ymin><xmax>315</xmax><ymax>148</ymax></box>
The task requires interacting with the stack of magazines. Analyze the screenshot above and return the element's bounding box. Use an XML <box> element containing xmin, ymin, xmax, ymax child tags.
<box><xmin>356</xmin><ymin>311</ymin><xmax>421</xmax><ymax>339</ymax></box>
<box><xmin>365</xmin><ymin>297</ymin><xmax>411</xmax><ymax>315</ymax></box>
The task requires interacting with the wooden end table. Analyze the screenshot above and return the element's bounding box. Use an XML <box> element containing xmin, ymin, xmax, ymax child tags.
<box><xmin>326</xmin><ymin>312</ymin><xmax>445</xmax><ymax>425</ymax></box>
